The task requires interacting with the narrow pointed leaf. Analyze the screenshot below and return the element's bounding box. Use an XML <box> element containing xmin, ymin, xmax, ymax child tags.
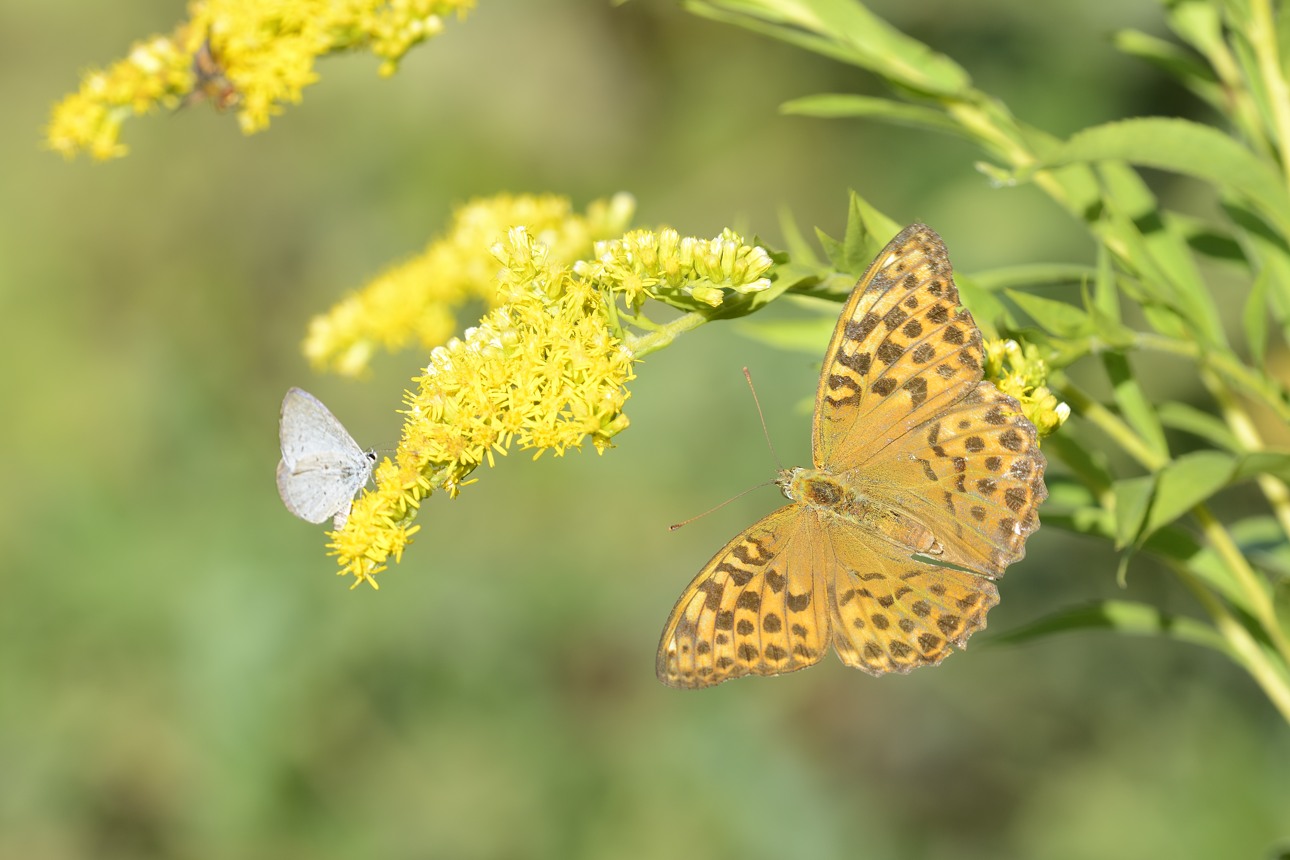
<box><xmin>1144</xmin><ymin>450</ymin><xmax>1237</xmax><ymax>533</ymax></box>
<box><xmin>990</xmin><ymin>600</ymin><xmax>1228</xmax><ymax>653</ymax></box>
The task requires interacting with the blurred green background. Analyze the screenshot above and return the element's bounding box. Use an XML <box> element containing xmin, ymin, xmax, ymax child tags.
<box><xmin>5</xmin><ymin>1</ymin><xmax>1289</xmax><ymax>858</ymax></box>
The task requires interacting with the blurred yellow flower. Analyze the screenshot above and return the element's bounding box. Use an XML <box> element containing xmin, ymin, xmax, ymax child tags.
<box><xmin>327</xmin><ymin>210</ymin><xmax>775</xmax><ymax>587</ymax></box>
<box><xmin>47</xmin><ymin>0</ymin><xmax>474</xmax><ymax>160</ymax></box>
<box><xmin>983</xmin><ymin>338</ymin><xmax>1071</xmax><ymax>437</ymax></box>
<box><xmin>332</xmin><ymin>227</ymin><xmax>637</xmax><ymax>587</ymax></box>
<box><xmin>305</xmin><ymin>193</ymin><xmax>637</xmax><ymax>377</ymax></box>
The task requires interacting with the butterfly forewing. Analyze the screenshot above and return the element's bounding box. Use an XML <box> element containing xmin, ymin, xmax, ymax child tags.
<box><xmin>813</xmin><ymin>224</ymin><xmax>986</xmax><ymax>473</ymax></box>
<box><xmin>280</xmin><ymin>388</ymin><xmax>367</xmax><ymax>464</ymax></box>
<box><xmin>657</xmin><ymin>507</ymin><xmax>831</xmax><ymax>688</ymax></box>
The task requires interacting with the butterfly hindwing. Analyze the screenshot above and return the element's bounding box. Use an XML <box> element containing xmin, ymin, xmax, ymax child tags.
<box><xmin>657</xmin><ymin>507</ymin><xmax>831</xmax><ymax>689</ymax></box>
<box><xmin>813</xmin><ymin>224</ymin><xmax>986</xmax><ymax>473</ymax></box>
<box><xmin>276</xmin><ymin>454</ymin><xmax>370</xmax><ymax>524</ymax></box>
<box><xmin>827</xmin><ymin>528</ymin><xmax>999</xmax><ymax>675</ymax></box>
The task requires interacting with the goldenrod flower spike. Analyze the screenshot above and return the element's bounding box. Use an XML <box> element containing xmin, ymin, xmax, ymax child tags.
<box><xmin>983</xmin><ymin>338</ymin><xmax>1071</xmax><ymax>437</ymax></box>
<box><xmin>311</xmin><ymin>194</ymin><xmax>772</xmax><ymax>586</ymax></box>
<box><xmin>47</xmin><ymin>0</ymin><xmax>476</xmax><ymax>160</ymax></box>
<box><xmin>578</xmin><ymin>227</ymin><xmax>773</xmax><ymax>312</ymax></box>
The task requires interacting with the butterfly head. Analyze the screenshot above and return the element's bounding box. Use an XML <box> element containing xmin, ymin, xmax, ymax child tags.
<box><xmin>775</xmin><ymin>467</ymin><xmax>803</xmax><ymax>501</ymax></box>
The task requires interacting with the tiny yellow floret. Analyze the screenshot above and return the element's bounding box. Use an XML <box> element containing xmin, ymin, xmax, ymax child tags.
<box><xmin>983</xmin><ymin>338</ymin><xmax>1070</xmax><ymax>437</ymax></box>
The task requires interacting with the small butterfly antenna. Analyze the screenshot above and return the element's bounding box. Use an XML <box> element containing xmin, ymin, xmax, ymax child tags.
<box><xmin>743</xmin><ymin>367</ymin><xmax>783</xmax><ymax>470</ymax></box>
<box><xmin>669</xmin><ymin>481</ymin><xmax>775</xmax><ymax>531</ymax></box>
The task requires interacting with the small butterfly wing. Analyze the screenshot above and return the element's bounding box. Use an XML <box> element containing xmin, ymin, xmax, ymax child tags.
<box><xmin>279</xmin><ymin>388</ymin><xmax>366</xmax><ymax>465</ymax></box>
<box><xmin>277</xmin><ymin>388</ymin><xmax>373</xmax><ymax>525</ymax></box>
<box><xmin>813</xmin><ymin>224</ymin><xmax>986</xmax><ymax>474</ymax></box>
<box><xmin>657</xmin><ymin>506</ymin><xmax>831</xmax><ymax>688</ymax></box>
<box><xmin>825</xmin><ymin>526</ymin><xmax>999</xmax><ymax>675</ymax></box>
<box><xmin>276</xmin><ymin>454</ymin><xmax>372</xmax><ymax>524</ymax></box>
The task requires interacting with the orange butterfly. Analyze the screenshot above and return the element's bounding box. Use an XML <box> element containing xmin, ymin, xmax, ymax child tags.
<box><xmin>657</xmin><ymin>224</ymin><xmax>1047</xmax><ymax>688</ymax></box>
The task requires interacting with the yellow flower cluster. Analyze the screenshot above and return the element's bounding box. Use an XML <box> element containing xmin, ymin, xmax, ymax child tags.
<box><xmin>576</xmin><ymin>227</ymin><xmax>774</xmax><ymax>311</ymax></box>
<box><xmin>332</xmin><ymin>227</ymin><xmax>636</xmax><ymax>588</ymax></box>
<box><xmin>983</xmin><ymin>338</ymin><xmax>1071</xmax><ymax>437</ymax></box>
<box><xmin>47</xmin><ymin>0</ymin><xmax>474</xmax><ymax>159</ymax></box>
<box><xmin>305</xmin><ymin>193</ymin><xmax>636</xmax><ymax>376</ymax></box>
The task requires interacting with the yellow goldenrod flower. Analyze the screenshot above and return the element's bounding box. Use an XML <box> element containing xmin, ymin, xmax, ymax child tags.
<box><xmin>576</xmin><ymin>227</ymin><xmax>774</xmax><ymax>312</ymax></box>
<box><xmin>47</xmin><ymin>0</ymin><xmax>475</xmax><ymax>160</ymax></box>
<box><xmin>332</xmin><ymin>227</ymin><xmax>637</xmax><ymax>587</ymax></box>
<box><xmin>307</xmin><ymin>190</ymin><xmax>773</xmax><ymax>586</ymax></box>
<box><xmin>983</xmin><ymin>338</ymin><xmax>1071</xmax><ymax>437</ymax></box>
<box><xmin>305</xmin><ymin>193</ymin><xmax>636</xmax><ymax>377</ymax></box>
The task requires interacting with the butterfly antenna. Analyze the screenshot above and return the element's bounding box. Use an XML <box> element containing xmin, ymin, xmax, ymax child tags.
<box><xmin>670</xmin><ymin>367</ymin><xmax>784</xmax><ymax>532</ymax></box>
<box><xmin>743</xmin><ymin>367</ymin><xmax>783</xmax><ymax>470</ymax></box>
<box><xmin>669</xmin><ymin>481</ymin><xmax>775</xmax><ymax>531</ymax></box>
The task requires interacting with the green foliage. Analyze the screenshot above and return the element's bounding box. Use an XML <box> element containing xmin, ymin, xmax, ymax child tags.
<box><xmin>696</xmin><ymin>0</ymin><xmax>1290</xmax><ymax>722</ymax></box>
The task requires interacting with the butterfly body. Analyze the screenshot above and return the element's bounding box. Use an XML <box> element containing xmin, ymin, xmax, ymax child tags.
<box><xmin>657</xmin><ymin>224</ymin><xmax>1047</xmax><ymax>688</ymax></box>
<box><xmin>779</xmin><ymin>467</ymin><xmax>944</xmax><ymax>556</ymax></box>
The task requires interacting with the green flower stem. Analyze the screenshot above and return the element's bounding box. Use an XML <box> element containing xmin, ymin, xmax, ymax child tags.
<box><xmin>1200</xmin><ymin>366</ymin><xmax>1290</xmax><ymax>542</ymax></box>
<box><xmin>1170</xmin><ymin>560</ymin><xmax>1290</xmax><ymax>723</ymax></box>
<box><xmin>1249</xmin><ymin>0</ymin><xmax>1290</xmax><ymax>199</ymax></box>
<box><xmin>624</xmin><ymin>310</ymin><xmax>709</xmax><ymax>359</ymax></box>
<box><xmin>945</xmin><ymin>98</ymin><xmax>1031</xmax><ymax>168</ymax></box>
<box><xmin>1054</xmin><ymin>379</ymin><xmax>1166</xmax><ymax>471</ymax></box>
<box><xmin>1192</xmin><ymin>505</ymin><xmax>1290</xmax><ymax>668</ymax></box>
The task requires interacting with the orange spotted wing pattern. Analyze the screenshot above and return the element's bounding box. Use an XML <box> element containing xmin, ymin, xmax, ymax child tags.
<box><xmin>657</xmin><ymin>224</ymin><xmax>1046</xmax><ymax>687</ymax></box>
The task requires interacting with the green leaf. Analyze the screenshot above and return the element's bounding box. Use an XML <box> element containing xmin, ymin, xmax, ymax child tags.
<box><xmin>1040</xmin><ymin>118</ymin><xmax>1290</xmax><ymax>237</ymax></box>
<box><xmin>1113</xmin><ymin>28</ymin><xmax>1227</xmax><ymax>112</ymax></box>
<box><xmin>777</xmin><ymin>205</ymin><xmax>822</xmax><ymax>269</ymax></box>
<box><xmin>1244</xmin><ymin>262</ymin><xmax>1271</xmax><ymax>365</ymax></box>
<box><xmin>837</xmin><ymin>191</ymin><xmax>901</xmax><ymax>275</ymax></box>
<box><xmin>971</xmin><ymin>264</ymin><xmax>1097</xmax><ymax>292</ymax></box>
<box><xmin>1114</xmin><ymin>474</ymin><xmax>1156</xmax><ymax>550</ymax></box>
<box><xmin>1141</xmin><ymin>524</ymin><xmax>1250</xmax><ymax>611</ymax></box>
<box><xmin>1040</xmin><ymin>509</ymin><xmax>1115</xmax><ymax>541</ymax></box>
<box><xmin>1156</xmin><ymin>402</ymin><xmax>1241</xmax><ymax>452</ymax></box>
<box><xmin>1232</xmin><ymin>450</ymin><xmax>1290</xmax><ymax>482</ymax></box>
<box><xmin>990</xmin><ymin>600</ymin><xmax>1228</xmax><ymax>654</ymax></box>
<box><xmin>1226</xmin><ymin>203</ymin><xmax>1290</xmax><ymax>343</ymax></box>
<box><xmin>1274</xmin><ymin>577</ymin><xmax>1290</xmax><ymax>640</ymax></box>
<box><xmin>954</xmin><ymin>275</ymin><xmax>1012</xmax><ymax>336</ymax></box>
<box><xmin>1228</xmin><ymin>515</ymin><xmax>1290</xmax><ymax>580</ymax></box>
<box><xmin>1044</xmin><ymin>433</ymin><xmax>1115</xmax><ymax>496</ymax></box>
<box><xmin>815</xmin><ymin>226</ymin><xmax>845</xmax><ymax>272</ymax></box>
<box><xmin>685</xmin><ymin>0</ymin><xmax>972</xmax><ymax>97</ymax></box>
<box><xmin>1005</xmin><ymin>291</ymin><xmax>1094</xmax><ymax>339</ymax></box>
<box><xmin>1104</xmin><ymin>352</ymin><xmax>1169</xmax><ymax>461</ymax></box>
<box><xmin>780</xmin><ymin>94</ymin><xmax>966</xmax><ymax>138</ymax></box>
<box><xmin>1093</xmin><ymin>163</ymin><xmax>1226</xmax><ymax>346</ymax></box>
<box><xmin>1144</xmin><ymin>450</ymin><xmax>1237</xmax><ymax>533</ymax></box>
<box><xmin>1163</xmin><ymin>0</ymin><xmax>1227</xmax><ymax>63</ymax></box>
<box><xmin>1171</xmin><ymin>213</ymin><xmax>1246</xmax><ymax>263</ymax></box>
